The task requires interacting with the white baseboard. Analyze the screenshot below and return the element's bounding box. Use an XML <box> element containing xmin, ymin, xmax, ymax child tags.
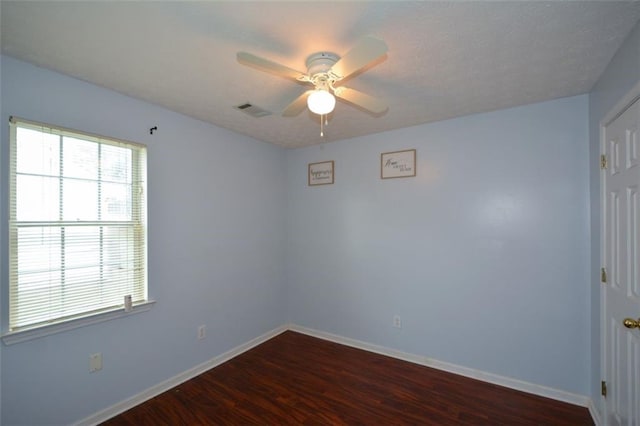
<box><xmin>289</xmin><ymin>324</ymin><xmax>593</xmax><ymax>409</ymax></box>
<box><xmin>74</xmin><ymin>324</ymin><xmax>288</xmax><ymax>426</ymax></box>
<box><xmin>588</xmin><ymin>398</ymin><xmax>603</xmax><ymax>426</ymax></box>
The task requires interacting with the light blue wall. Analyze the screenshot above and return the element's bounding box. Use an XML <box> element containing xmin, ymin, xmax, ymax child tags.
<box><xmin>286</xmin><ymin>95</ymin><xmax>590</xmax><ymax>395</ymax></box>
<box><xmin>588</xmin><ymin>20</ymin><xmax>640</xmax><ymax>417</ymax></box>
<box><xmin>0</xmin><ymin>56</ymin><xmax>287</xmax><ymax>425</ymax></box>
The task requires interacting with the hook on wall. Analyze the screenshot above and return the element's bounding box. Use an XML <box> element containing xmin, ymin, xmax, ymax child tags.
<box><xmin>150</xmin><ymin>126</ymin><xmax>158</xmax><ymax>135</ymax></box>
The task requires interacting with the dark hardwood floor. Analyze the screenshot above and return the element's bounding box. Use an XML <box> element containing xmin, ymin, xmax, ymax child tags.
<box><xmin>103</xmin><ymin>331</ymin><xmax>593</xmax><ymax>425</ymax></box>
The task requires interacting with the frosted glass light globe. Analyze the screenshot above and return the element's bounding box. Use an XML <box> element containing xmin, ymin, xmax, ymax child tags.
<box><xmin>307</xmin><ymin>90</ymin><xmax>336</xmax><ymax>115</ymax></box>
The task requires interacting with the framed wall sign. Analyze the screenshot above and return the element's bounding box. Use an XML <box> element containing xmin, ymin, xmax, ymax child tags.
<box><xmin>381</xmin><ymin>149</ymin><xmax>416</xmax><ymax>179</ymax></box>
<box><xmin>308</xmin><ymin>160</ymin><xmax>334</xmax><ymax>186</ymax></box>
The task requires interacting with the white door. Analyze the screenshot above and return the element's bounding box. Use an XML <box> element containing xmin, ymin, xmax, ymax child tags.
<box><xmin>603</xmin><ymin>96</ymin><xmax>640</xmax><ymax>426</ymax></box>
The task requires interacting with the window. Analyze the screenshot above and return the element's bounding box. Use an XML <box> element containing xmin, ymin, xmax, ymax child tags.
<box><xmin>8</xmin><ymin>117</ymin><xmax>147</xmax><ymax>333</ymax></box>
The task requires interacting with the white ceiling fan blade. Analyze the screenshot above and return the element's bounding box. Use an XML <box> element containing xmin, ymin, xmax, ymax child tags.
<box><xmin>237</xmin><ymin>52</ymin><xmax>308</xmax><ymax>81</ymax></box>
<box><xmin>330</xmin><ymin>36</ymin><xmax>388</xmax><ymax>80</ymax></box>
<box><xmin>282</xmin><ymin>91</ymin><xmax>312</xmax><ymax>117</ymax></box>
<box><xmin>334</xmin><ymin>87</ymin><xmax>387</xmax><ymax>114</ymax></box>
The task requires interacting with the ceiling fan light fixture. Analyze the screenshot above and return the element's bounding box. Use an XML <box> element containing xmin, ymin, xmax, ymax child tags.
<box><xmin>307</xmin><ymin>89</ymin><xmax>336</xmax><ymax>115</ymax></box>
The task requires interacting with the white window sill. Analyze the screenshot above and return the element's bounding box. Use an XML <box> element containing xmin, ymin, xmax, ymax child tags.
<box><xmin>1</xmin><ymin>300</ymin><xmax>156</xmax><ymax>345</ymax></box>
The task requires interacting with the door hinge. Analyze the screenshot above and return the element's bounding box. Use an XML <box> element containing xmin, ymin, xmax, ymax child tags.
<box><xmin>601</xmin><ymin>267</ymin><xmax>607</xmax><ymax>284</ymax></box>
<box><xmin>601</xmin><ymin>380</ymin><xmax>607</xmax><ymax>397</ymax></box>
<box><xmin>601</xmin><ymin>154</ymin><xmax>608</xmax><ymax>169</ymax></box>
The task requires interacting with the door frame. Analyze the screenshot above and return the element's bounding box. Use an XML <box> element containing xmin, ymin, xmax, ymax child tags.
<box><xmin>600</xmin><ymin>79</ymin><xmax>640</xmax><ymax>425</ymax></box>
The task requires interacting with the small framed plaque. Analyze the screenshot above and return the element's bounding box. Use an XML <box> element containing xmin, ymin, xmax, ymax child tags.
<box><xmin>381</xmin><ymin>149</ymin><xmax>416</xmax><ymax>179</ymax></box>
<box><xmin>308</xmin><ymin>160</ymin><xmax>334</xmax><ymax>186</ymax></box>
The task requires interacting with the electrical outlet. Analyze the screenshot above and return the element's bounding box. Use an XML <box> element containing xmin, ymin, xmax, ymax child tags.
<box><xmin>393</xmin><ymin>315</ymin><xmax>402</xmax><ymax>329</ymax></box>
<box><xmin>197</xmin><ymin>325</ymin><xmax>206</xmax><ymax>340</ymax></box>
<box><xmin>89</xmin><ymin>353</ymin><xmax>102</xmax><ymax>373</ymax></box>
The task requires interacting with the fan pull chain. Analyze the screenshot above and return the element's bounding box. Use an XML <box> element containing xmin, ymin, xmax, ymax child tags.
<box><xmin>319</xmin><ymin>115</ymin><xmax>329</xmax><ymax>137</ymax></box>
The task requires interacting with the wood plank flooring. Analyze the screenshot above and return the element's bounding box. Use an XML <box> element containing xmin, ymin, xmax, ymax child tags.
<box><xmin>103</xmin><ymin>331</ymin><xmax>594</xmax><ymax>425</ymax></box>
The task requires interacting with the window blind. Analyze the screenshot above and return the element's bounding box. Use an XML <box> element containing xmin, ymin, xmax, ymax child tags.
<box><xmin>8</xmin><ymin>117</ymin><xmax>148</xmax><ymax>332</ymax></box>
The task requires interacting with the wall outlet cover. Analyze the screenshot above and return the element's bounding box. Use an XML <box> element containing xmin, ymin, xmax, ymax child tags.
<box><xmin>89</xmin><ymin>353</ymin><xmax>102</xmax><ymax>373</ymax></box>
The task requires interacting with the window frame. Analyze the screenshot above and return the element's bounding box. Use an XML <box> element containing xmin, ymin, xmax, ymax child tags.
<box><xmin>3</xmin><ymin>117</ymin><xmax>152</xmax><ymax>344</ymax></box>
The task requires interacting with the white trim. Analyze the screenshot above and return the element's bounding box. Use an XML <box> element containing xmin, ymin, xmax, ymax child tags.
<box><xmin>73</xmin><ymin>324</ymin><xmax>288</xmax><ymax>426</ymax></box>
<box><xmin>599</xmin><ymin>102</ymin><xmax>609</xmax><ymax>426</ymax></box>
<box><xmin>588</xmin><ymin>398</ymin><xmax>603</xmax><ymax>426</ymax></box>
<box><xmin>2</xmin><ymin>300</ymin><xmax>156</xmax><ymax>345</ymax></box>
<box><xmin>600</xmin><ymin>80</ymin><xmax>640</xmax><ymax>127</ymax></box>
<box><xmin>289</xmin><ymin>324</ymin><xmax>591</xmax><ymax>408</ymax></box>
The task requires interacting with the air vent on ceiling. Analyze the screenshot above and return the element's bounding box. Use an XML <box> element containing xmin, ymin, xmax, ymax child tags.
<box><xmin>234</xmin><ymin>103</ymin><xmax>272</xmax><ymax>118</ymax></box>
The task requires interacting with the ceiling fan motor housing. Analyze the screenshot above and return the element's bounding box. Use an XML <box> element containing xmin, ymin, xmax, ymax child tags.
<box><xmin>305</xmin><ymin>52</ymin><xmax>339</xmax><ymax>77</ymax></box>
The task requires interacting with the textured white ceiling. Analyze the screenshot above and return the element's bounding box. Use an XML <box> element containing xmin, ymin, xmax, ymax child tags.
<box><xmin>2</xmin><ymin>1</ymin><xmax>639</xmax><ymax>148</ymax></box>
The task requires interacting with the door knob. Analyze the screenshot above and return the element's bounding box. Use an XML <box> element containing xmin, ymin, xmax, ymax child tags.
<box><xmin>623</xmin><ymin>318</ymin><xmax>640</xmax><ymax>329</ymax></box>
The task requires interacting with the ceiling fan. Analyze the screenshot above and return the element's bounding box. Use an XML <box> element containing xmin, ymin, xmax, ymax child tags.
<box><xmin>237</xmin><ymin>36</ymin><xmax>388</xmax><ymax>127</ymax></box>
